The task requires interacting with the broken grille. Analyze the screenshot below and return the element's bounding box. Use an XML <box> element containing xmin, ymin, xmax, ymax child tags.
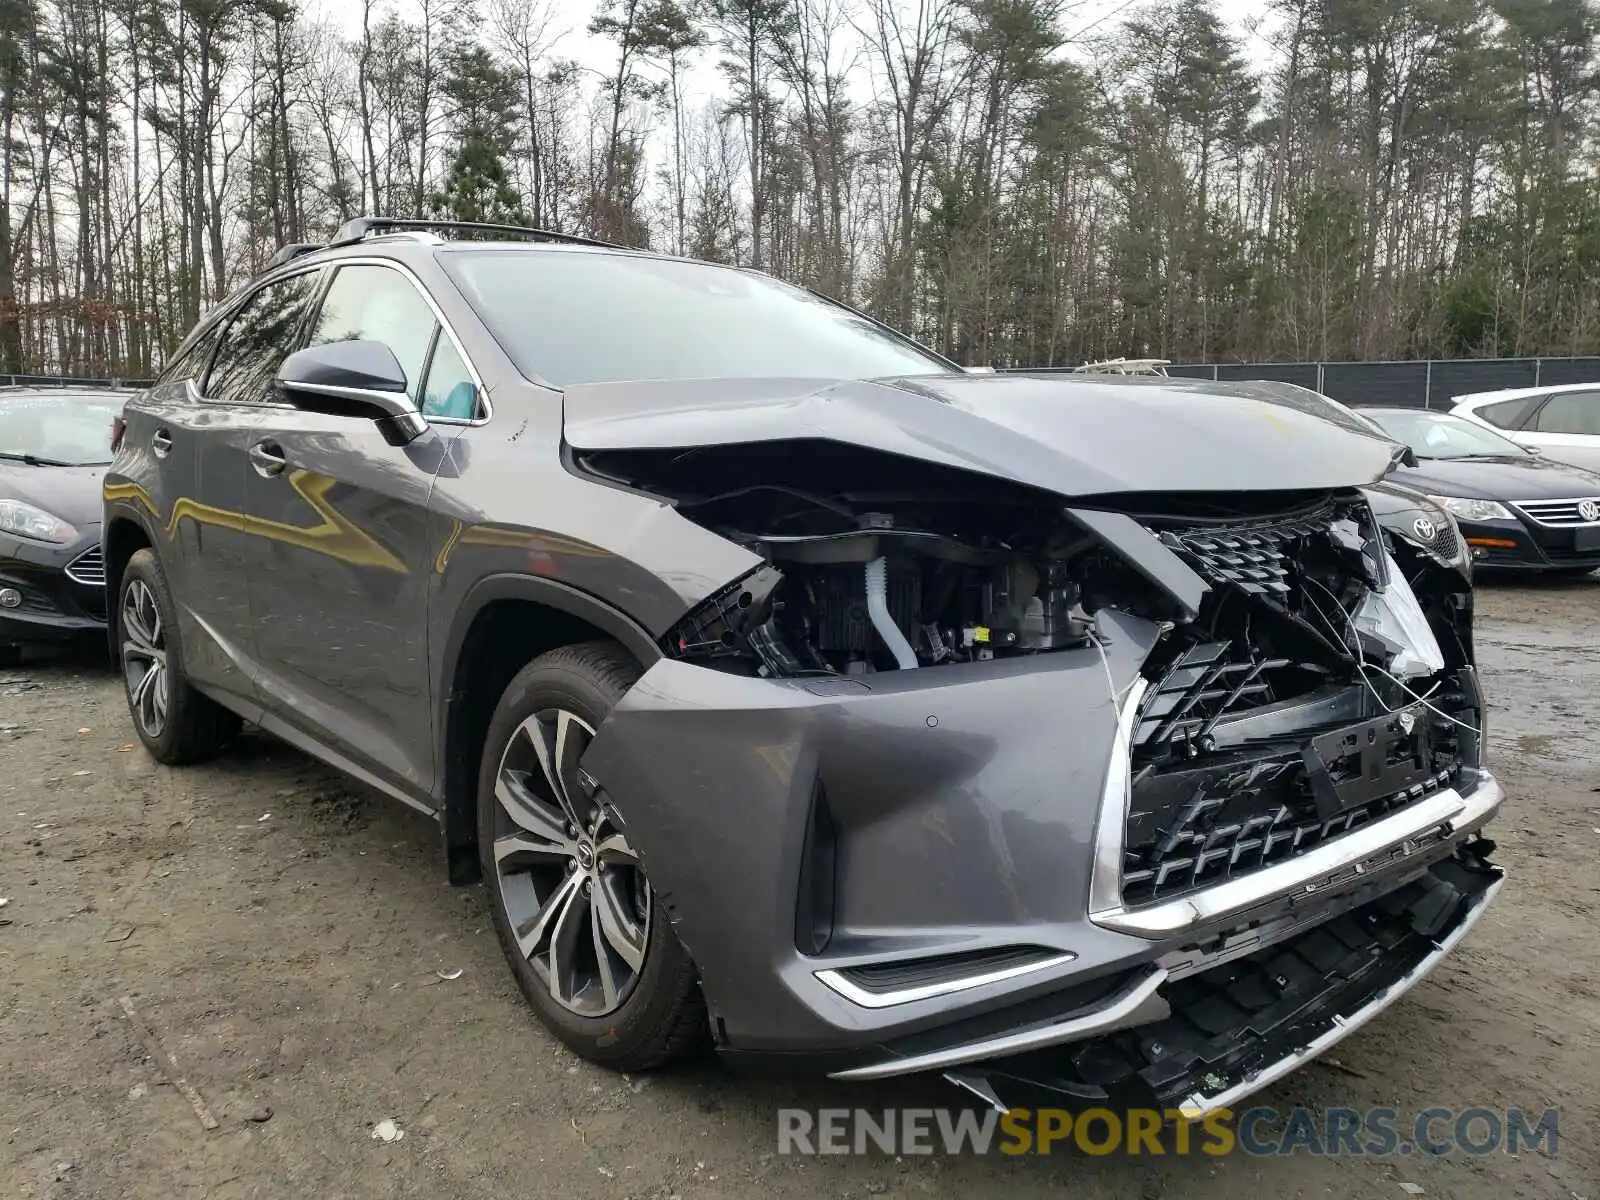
<box><xmin>1158</xmin><ymin>507</ymin><xmax>1337</xmax><ymax>596</ymax></box>
<box><xmin>1121</xmin><ymin>762</ymin><xmax>1456</xmax><ymax>907</ymax></box>
<box><xmin>1134</xmin><ymin>640</ymin><xmax>1288</xmax><ymax>760</ymax></box>
<box><xmin>1123</xmin><ymin>668</ymin><xmax>1471</xmax><ymax>908</ymax></box>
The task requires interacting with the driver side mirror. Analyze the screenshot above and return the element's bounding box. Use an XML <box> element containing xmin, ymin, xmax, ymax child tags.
<box><xmin>276</xmin><ymin>340</ymin><xmax>428</xmax><ymax>445</ymax></box>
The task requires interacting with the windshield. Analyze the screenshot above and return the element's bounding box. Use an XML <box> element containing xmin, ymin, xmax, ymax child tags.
<box><xmin>1366</xmin><ymin>409</ymin><xmax>1530</xmax><ymax>459</ymax></box>
<box><xmin>0</xmin><ymin>392</ymin><xmax>123</xmax><ymax>466</ymax></box>
<box><xmin>440</xmin><ymin>249</ymin><xmax>956</xmax><ymax>386</ymax></box>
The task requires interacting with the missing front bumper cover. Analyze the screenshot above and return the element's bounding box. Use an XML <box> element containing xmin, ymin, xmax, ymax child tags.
<box><xmin>940</xmin><ymin>846</ymin><xmax>1502</xmax><ymax>1117</ymax></box>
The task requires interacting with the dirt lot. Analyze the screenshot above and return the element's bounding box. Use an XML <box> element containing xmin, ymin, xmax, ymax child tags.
<box><xmin>1</xmin><ymin>580</ymin><xmax>1596</xmax><ymax>1200</ymax></box>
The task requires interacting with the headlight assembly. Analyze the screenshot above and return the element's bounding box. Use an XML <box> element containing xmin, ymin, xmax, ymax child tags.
<box><xmin>1427</xmin><ymin>495</ymin><xmax>1514</xmax><ymax>523</ymax></box>
<box><xmin>0</xmin><ymin>499</ymin><xmax>77</xmax><ymax>543</ymax></box>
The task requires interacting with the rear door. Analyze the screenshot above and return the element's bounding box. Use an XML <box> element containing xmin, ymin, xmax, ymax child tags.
<box><xmin>236</xmin><ymin>259</ymin><xmax>475</xmax><ymax>803</ymax></box>
<box><xmin>139</xmin><ymin>269</ymin><xmax>323</xmax><ymax>711</ymax></box>
<box><xmin>1516</xmin><ymin>390</ymin><xmax>1600</xmax><ymax>473</ymax></box>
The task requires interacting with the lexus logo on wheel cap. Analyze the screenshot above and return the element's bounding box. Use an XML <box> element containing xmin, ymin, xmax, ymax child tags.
<box><xmin>1412</xmin><ymin>517</ymin><xmax>1436</xmax><ymax>540</ymax></box>
<box><xmin>1579</xmin><ymin>499</ymin><xmax>1600</xmax><ymax>522</ymax></box>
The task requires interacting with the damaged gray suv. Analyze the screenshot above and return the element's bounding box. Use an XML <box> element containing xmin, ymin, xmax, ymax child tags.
<box><xmin>104</xmin><ymin>217</ymin><xmax>1503</xmax><ymax>1115</ymax></box>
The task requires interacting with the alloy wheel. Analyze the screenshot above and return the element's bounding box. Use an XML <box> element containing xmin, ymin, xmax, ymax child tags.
<box><xmin>492</xmin><ymin>707</ymin><xmax>651</xmax><ymax>1017</ymax></box>
<box><xmin>121</xmin><ymin>578</ymin><xmax>169</xmax><ymax>739</ymax></box>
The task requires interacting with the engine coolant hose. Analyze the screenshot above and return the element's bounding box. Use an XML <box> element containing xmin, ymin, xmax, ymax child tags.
<box><xmin>865</xmin><ymin>556</ymin><xmax>918</xmax><ymax>670</ymax></box>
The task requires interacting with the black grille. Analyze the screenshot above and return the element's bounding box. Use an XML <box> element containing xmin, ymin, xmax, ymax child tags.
<box><xmin>1134</xmin><ymin>640</ymin><xmax>1289</xmax><ymax>759</ymax></box>
<box><xmin>1117</xmin><ymin>500</ymin><xmax>1470</xmax><ymax>907</ymax></box>
<box><xmin>1123</xmin><ymin>678</ymin><xmax>1470</xmax><ymax>907</ymax></box>
<box><xmin>1122</xmin><ymin>761</ymin><xmax>1455</xmax><ymax>907</ymax></box>
<box><xmin>1422</xmin><ymin>521</ymin><xmax>1461</xmax><ymax>561</ymax></box>
<box><xmin>1159</xmin><ymin>507</ymin><xmax>1338</xmax><ymax>596</ymax></box>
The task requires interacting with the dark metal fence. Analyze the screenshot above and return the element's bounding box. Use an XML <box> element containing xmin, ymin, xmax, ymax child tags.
<box><xmin>1158</xmin><ymin>357</ymin><xmax>1600</xmax><ymax>409</ymax></box>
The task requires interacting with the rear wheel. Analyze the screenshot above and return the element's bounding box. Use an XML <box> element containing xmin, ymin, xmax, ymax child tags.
<box><xmin>118</xmin><ymin>549</ymin><xmax>240</xmax><ymax>764</ymax></box>
<box><xmin>478</xmin><ymin>641</ymin><xmax>706</xmax><ymax>1070</ymax></box>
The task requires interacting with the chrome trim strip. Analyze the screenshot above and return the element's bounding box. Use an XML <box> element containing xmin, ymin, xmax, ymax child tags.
<box><xmin>1176</xmin><ymin>873</ymin><xmax>1505</xmax><ymax>1118</ymax></box>
<box><xmin>1087</xmin><ymin>676</ymin><xmax>1150</xmax><ymax>920</ymax></box>
<box><xmin>815</xmin><ymin>951</ymin><xmax>1078</xmax><ymax>1010</ymax></box>
<box><xmin>187</xmin><ymin>256</ymin><xmax>494</xmax><ymax>428</ymax></box>
<box><xmin>1511</xmin><ymin>498</ymin><xmax>1600</xmax><ymax>528</ymax></box>
<box><xmin>828</xmin><ymin>969</ymin><xmax>1171</xmax><ymax>1081</ymax></box>
<box><xmin>1093</xmin><ymin>775</ymin><xmax>1504</xmax><ymax>938</ymax></box>
<box><xmin>64</xmin><ymin>548</ymin><xmax>106</xmax><ymax>587</ymax></box>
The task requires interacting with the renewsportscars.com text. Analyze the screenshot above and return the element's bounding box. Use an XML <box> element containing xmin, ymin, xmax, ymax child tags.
<box><xmin>777</xmin><ymin>1106</ymin><xmax>1559</xmax><ymax>1158</ymax></box>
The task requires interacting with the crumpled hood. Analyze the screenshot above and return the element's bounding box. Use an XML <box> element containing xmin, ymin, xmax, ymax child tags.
<box><xmin>561</xmin><ymin>372</ymin><xmax>1403</xmax><ymax>498</ymax></box>
<box><xmin>0</xmin><ymin>462</ymin><xmax>106</xmax><ymax>527</ymax></box>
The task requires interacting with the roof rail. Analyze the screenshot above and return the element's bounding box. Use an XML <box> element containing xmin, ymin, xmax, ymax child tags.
<box><xmin>269</xmin><ymin>242</ymin><xmax>325</xmax><ymax>268</ymax></box>
<box><xmin>327</xmin><ymin>216</ymin><xmax>621</xmax><ymax>250</ymax></box>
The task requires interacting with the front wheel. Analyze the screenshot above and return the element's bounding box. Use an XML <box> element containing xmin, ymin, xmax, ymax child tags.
<box><xmin>477</xmin><ymin>641</ymin><xmax>706</xmax><ymax>1070</ymax></box>
<box><xmin>118</xmin><ymin>548</ymin><xmax>240</xmax><ymax>764</ymax></box>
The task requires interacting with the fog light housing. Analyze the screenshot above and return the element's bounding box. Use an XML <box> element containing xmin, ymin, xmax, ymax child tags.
<box><xmin>0</xmin><ymin>587</ymin><xmax>21</xmax><ymax>609</ymax></box>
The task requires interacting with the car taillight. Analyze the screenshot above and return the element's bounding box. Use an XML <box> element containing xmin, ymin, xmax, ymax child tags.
<box><xmin>110</xmin><ymin>414</ymin><xmax>126</xmax><ymax>452</ymax></box>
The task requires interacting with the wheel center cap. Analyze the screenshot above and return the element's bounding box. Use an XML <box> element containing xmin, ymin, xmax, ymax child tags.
<box><xmin>576</xmin><ymin>840</ymin><xmax>596</xmax><ymax>871</ymax></box>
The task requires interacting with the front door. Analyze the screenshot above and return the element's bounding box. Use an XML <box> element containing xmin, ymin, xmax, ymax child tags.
<box><xmin>238</xmin><ymin>261</ymin><xmax>472</xmax><ymax>801</ymax></box>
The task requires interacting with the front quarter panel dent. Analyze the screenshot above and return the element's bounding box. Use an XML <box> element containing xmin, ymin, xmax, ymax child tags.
<box><xmin>580</xmin><ymin>611</ymin><xmax>1162</xmax><ymax>1051</ymax></box>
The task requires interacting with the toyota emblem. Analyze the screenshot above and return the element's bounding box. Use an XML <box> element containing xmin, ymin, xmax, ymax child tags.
<box><xmin>1579</xmin><ymin>499</ymin><xmax>1600</xmax><ymax>523</ymax></box>
<box><xmin>1412</xmin><ymin>516</ymin><xmax>1436</xmax><ymax>541</ymax></box>
<box><xmin>1398</xmin><ymin>711</ymin><xmax>1416</xmax><ymax>735</ymax></box>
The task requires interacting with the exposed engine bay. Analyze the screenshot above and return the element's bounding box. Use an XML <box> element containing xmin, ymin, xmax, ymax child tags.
<box><xmin>577</xmin><ymin>439</ymin><xmax>1472</xmax><ymax>686</ymax></box>
<box><xmin>579</xmin><ymin>438</ymin><xmax>1483</xmax><ymax>911</ymax></box>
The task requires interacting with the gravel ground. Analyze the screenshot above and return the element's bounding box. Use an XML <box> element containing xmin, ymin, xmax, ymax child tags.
<box><xmin>1</xmin><ymin>580</ymin><xmax>1596</xmax><ymax>1199</ymax></box>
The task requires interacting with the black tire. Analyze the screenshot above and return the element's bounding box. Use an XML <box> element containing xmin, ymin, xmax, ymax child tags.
<box><xmin>0</xmin><ymin>644</ymin><xmax>21</xmax><ymax>669</ymax></box>
<box><xmin>477</xmin><ymin>641</ymin><xmax>707</xmax><ymax>1071</ymax></box>
<box><xmin>117</xmin><ymin>548</ymin><xmax>241</xmax><ymax>764</ymax></box>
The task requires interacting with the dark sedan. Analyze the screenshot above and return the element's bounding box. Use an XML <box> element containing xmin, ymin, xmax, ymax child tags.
<box><xmin>1360</xmin><ymin>406</ymin><xmax>1600</xmax><ymax>576</ymax></box>
<box><xmin>0</xmin><ymin>387</ymin><xmax>127</xmax><ymax>661</ymax></box>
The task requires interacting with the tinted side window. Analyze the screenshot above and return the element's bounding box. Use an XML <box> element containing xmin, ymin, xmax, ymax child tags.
<box><xmin>1476</xmin><ymin>395</ymin><xmax>1543</xmax><ymax>431</ymax></box>
<box><xmin>157</xmin><ymin>320</ymin><xmax>225</xmax><ymax>386</ymax></box>
<box><xmin>306</xmin><ymin>265</ymin><xmax>438</xmax><ymax>408</ymax></box>
<box><xmin>1533</xmin><ymin>392</ymin><xmax>1600</xmax><ymax>435</ymax></box>
<box><xmin>205</xmin><ymin>272</ymin><xmax>322</xmax><ymax>404</ymax></box>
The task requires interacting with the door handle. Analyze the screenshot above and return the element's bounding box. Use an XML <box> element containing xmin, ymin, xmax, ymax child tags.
<box><xmin>151</xmin><ymin>429</ymin><xmax>173</xmax><ymax>458</ymax></box>
<box><xmin>249</xmin><ymin>440</ymin><xmax>287</xmax><ymax>477</ymax></box>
